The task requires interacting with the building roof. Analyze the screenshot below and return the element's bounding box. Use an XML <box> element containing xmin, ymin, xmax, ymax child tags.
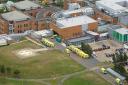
<box><xmin>115</xmin><ymin>28</ymin><xmax>128</xmax><ymax>35</ymax></box>
<box><xmin>56</xmin><ymin>15</ymin><xmax>97</xmax><ymax>28</ymax></box>
<box><xmin>68</xmin><ymin>36</ymin><xmax>94</xmax><ymax>42</ymax></box>
<box><xmin>96</xmin><ymin>0</ymin><xmax>128</xmax><ymax>15</ymax></box>
<box><xmin>100</xmin><ymin>32</ymin><xmax>108</xmax><ymax>37</ymax></box>
<box><xmin>6</xmin><ymin>1</ymin><xmax>14</xmax><ymax>6</ymax></box>
<box><xmin>107</xmin><ymin>68</ymin><xmax>126</xmax><ymax>80</ymax></box>
<box><xmin>0</xmin><ymin>34</ymin><xmax>12</xmax><ymax>41</ymax></box>
<box><xmin>62</xmin><ymin>7</ymin><xmax>94</xmax><ymax>16</ymax></box>
<box><xmin>68</xmin><ymin>3</ymin><xmax>81</xmax><ymax>10</ymax></box>
<box><xmin>1</xmin><ymin>11</ymin><xmax>31</xmax><ymax>21</ymax></box>
<box><xmin>34</xmin><ymin>30</ymin><xmax>53</xmax><ymax>37</ymax></box>
<box><xmin>14</xmin><ymin>0</ymin><xmax>40</xmax><ymax>10</ymax></box>
<box><xmin>87</xmin><ymin>31</ymin><xmax>99</xmax><ymax>36</ymax></box>
<box><xmin>0</xmin><ymin>4</ymin><xmax>4</xmax><ymax>8</ymax></box>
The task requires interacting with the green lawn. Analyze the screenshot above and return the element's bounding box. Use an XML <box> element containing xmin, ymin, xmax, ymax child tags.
<box><xmin>63</xmin><ymin>71</ymin><xmax>111</xmax><ymax>85</ymax></box>
<box><xmin>0</xmin><ymin>40</ymin><xmax>84</xmax><ymax>79</ymax></box>
<box><xmin>0</xmin><ymin>78</ymin><xmax>45</xmax><ymax>85</ymax></box>
<box><xmin>0</xmin><ymin>77</ymin><xmax>43</xmax><ymax>85</ymax></box>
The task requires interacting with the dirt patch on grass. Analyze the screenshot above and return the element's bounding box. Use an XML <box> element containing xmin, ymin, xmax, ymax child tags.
<box><xmin>14</xmin><ymin>48</ymin><xmax>49</xmax><ymax>59</ymax></box>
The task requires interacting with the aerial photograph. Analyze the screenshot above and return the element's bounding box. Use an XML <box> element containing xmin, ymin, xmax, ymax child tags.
<box><xmin>0</xmin><ymin>0</ymin><xmax>128</xmax><ymax>85</ymax></box>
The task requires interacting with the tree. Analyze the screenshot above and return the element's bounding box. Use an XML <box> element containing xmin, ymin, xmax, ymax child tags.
<box><xmin>112</xmin><ymin>52</ymin><xmax>128</xmax><ymax>78</ymax></box>
<box><xmin>112</xmin><ymin>55</ymin><xmax>116</xmax><ymax>64</ymax></box>
<box><xmin>112</xmin><ymin>52</ymin><xmax>128</xmax><ymax>65</ymax></box>
<box><xmin>114</xmin><ymin>64</ymin><xmax>126</xmax><ymax>75</ymax></box>
<box><xmin>13</xmin><ymin>70</ymin><xmax>20</xmax><ymax>78</ymax></box>
<box><xmin>6</xmin><ymin>67</ymin><xmax>11</xmax><ymax>75</ymax></box>
<box><xmin>81</xmin><ymin>42</ymin><xmax>93</xmax><ymax>57</ymax></box>
<box><xmin>81</xmin><ymin>42</ymin><xmax>86</xmax><ymax>51</ymax></box>
<box><xmin>53</xmin><ymin>0</ymin><xmax>56</xmax><ymax>2</ymax></box>
<box><xmin>56</xmin><ymin>0</ymin><xmax>64</xmax><ymax>8</ymax></box>
<box><xmin>123</xmin><ymin>53</ymin><xmax>128</xmax><ymax>62</ymax></box>
<box><xmin>0</xmin><ymin>65</ymin><xmax>6</xmax><ymax>75</ymax></box>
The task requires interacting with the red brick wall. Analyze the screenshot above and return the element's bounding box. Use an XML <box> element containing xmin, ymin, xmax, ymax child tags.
<box><xmin>88</xmin><ymin>22</ymin><xmax>98</xmax><ymax>31</ymax></box>
<box><xmin>38</xmin><ymin>21</ymin><xmax>47</xmax><ymax>30</ymax></box>
<box><xmin>13</xmin><ymin>20</ymin><xmax>47</xmax><ymax>33</ymax></box>
<box><xmin>13</xmin><ymin>20</ymin><xmax>35</xmax><ymax>33</ymax></box>
<box><xmin>95</xmin><ymin>10</ymin><xmax>118</xmax><ymax>24</ymax></box>
<box><xmin>49</xmin><ymin>22</ymin><xmax>83</xmax><ymax>40</ymax></box>
<box><xmin>0</xmin><ymin>18</ymin><xmax>8</xmax><ymax>34</ymax></box>
<box><xmin>24</xmin><ymin>8</ymin><xmax>41</xmax><ymax>17</ymax></box>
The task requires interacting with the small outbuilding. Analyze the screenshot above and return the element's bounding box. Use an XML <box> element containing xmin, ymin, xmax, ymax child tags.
<box><xmin>106</xmin><ymin>68</ymin><xmax>126</xmax><ymax>81</ymax></box>
<box><xmin>0</xmin><ymin>38</ymin><xmax>8</xmax><ymax>46</ymax></box>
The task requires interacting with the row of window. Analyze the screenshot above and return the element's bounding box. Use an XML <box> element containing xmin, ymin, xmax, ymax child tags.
<box><xmin>17</xmin><ymin>28</ymin><xmax>39</xmax><ymax>33</ymax></box>
<box><xmin>17</xmin><ymin>23</ymin><xmax>45</xmax><ymax>29</ymax></box>
<box><xmin>17</xmin><ymin>24</ymin><xmax>29</xmax><ymax>28</ymax></box>
<box><xmin>70</xmin><ymin>39</ymin><xmax>94</xmax><ymax>46</ymax></box>
<box><xmin>72</xmin><ymin>32</ymin><xmax>81</xmax><ymax>37</ymax></box>
<box><xmin>17</xmin><ymin>28</ymin><xmax>31</xmax><ymax>33</ymax></box>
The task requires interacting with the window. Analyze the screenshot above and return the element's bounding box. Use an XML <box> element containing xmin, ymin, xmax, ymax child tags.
<box><xmin>18</xmin><ymin>25</ymin><xmax>20</xmax><ymax>28</ymax></box>
<box><xmin>18</xmin><ymin>25</ymin><xmax>22</xmax><ymax>28</ymax></box>
<box><xmin>24</xmin><ymin>24</ymin><xmax>28</xmax><ymax>27</ymax></box>
<box><xmin>26</xmin><ymin>24</ymin><xmax>28</xmax><ymax>27</ymax></box>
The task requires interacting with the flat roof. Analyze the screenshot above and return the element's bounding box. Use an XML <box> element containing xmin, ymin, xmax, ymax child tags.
<box><xmin>1</xmin><ymin>11</ymin><xmax>31</xmax><ymax>21</ymax></box>
<box><xmin>107</xmin><ymin>68</ymin><xmax>126</xmax><ymax>80</ymax></box>
<box><xmin>115</xmin><ymin>28</ymin><xmax>128</xmax><ymax>35</ymax></box>
<box><xmin>34</xmin><ymin>30</ymin><xmax>52</xmax><ymax>36</ymax></box>
<box><xmin>62</xmin><ymin>7</ymin><xmax>93</xmax><ymax>15</ymax></box>
<box><xmin>96</xmin><ymin>0</ymin><xmax>128</xmax><ymax>13</ymax></box>
<box><xmin>68</xmin><ymin>3</ymin><xmax>80</xmax><ymax>9</ymax></box>
<box><xmin>87</xmin><ymin>31</ymin><xmax>99</xmax><ymax>36</ymax></box>
<box><xmin>56</xmin><ymin>15</ymin><xmax>97</xmax><ymax>28</ymax></box>
<box><xmin>68</xmin><ymin>36</ymin><xmax>94</xmax><ymax>42</ymax></box>
<box><xmin>14</xmin><ymin>0</ymin><xmax>40</xmax><ymax>10</ymax></box>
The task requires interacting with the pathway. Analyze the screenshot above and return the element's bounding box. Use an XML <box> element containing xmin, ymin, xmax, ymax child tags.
<box><xmin>26</xmin><ymin>37</ymin><xmax>43</xmax><ymax>46</ymax></box>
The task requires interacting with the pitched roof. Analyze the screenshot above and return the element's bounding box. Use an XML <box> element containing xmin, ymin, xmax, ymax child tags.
<box><xmin>14</xmin><ymin>0</ymin><xmax>40</xmax><ymax>10</ymax></box>
<box><xmin>1</xmin><ymin>11</ymin><xmax>30</xmax><ymax>21</ymax></box>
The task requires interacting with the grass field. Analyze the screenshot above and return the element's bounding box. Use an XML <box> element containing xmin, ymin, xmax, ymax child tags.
<box><xmin>0</xmin><ymin>77</ymin><xmax>43</xmax><ymax>85</ymax></box>
<box><xmin>0</xmin><ymin>40</ymin><xmax>112</xmax><ymax>85</ymax></box>
<box><xmin>63</xmin><ymin>72</ymin><xmax>111</xmax><ymax>85</ymax></box>
<box><xmin>0</xmin><ymin>40</ymin><xmax>85</xmax><ymax>79</ymax></box>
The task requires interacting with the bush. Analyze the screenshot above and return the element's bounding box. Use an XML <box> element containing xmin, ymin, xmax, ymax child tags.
<box><xmin>0</xmin><ymin>65</ymin><xmax>6</xmax><ymax>74</ymax></box>
<box><xmin>13</xmin><ymin>70</ymin><xmax>20</xmax><ymax>78</ymax></box>
<box><xmin>81</xmin><ymin>42</ymin><xmax>93</xmax><ymax>57</ymax></box>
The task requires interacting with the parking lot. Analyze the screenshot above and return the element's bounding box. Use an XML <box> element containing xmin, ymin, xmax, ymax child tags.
<box><xmin>89</xmin><ymin>40</ymin><xmax>123</xmax><ymax>62</ymax></box>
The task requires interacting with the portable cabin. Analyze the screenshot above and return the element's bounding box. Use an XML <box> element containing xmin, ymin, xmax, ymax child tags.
<box><xmin>106</xmin><ymin>68</ymin><xmax>126</xmax><ymax>81</ymax></box>
<box><xmin>115</xmin><ymin>78</ymin><xmax>121</xmax><ymax>84</ymax></box>
<box><xmin>101</xmin><ymin>68</ymin><xmax>107</xmax><ymax>74</ymax></box>
<box><xmin>65</xmin><ymin>48</ymin><xmax>71</xmax><ymax>54</ymax></box>
<box><xmin>68</xmin><ymin>45</ymin><xmax>89</xmax><ymax>58</ymax></box>
<box><xmin>0</xmin><ymin>39</ymin><xmax>8</xmax><ymax>46</ymax></box>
